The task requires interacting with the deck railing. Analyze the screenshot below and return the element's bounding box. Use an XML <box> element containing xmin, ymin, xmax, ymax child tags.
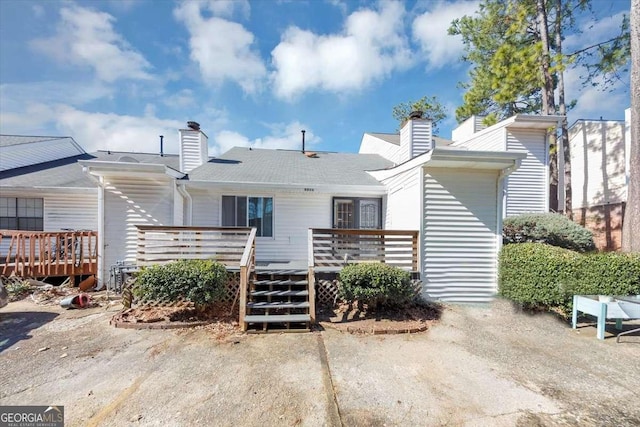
<box><xmin>135</xmin><ymin>225</ymin><xmax>257</xmax><ymax>326</ymax></box>
<box><xmin>308</xmin><ymin>228</ymin><xmax>419</xmax><ymax>271</ymax></box>
<box><xmin>0</xmin><ymin>230</ymin><xmax>98</xmax><ymax>278</ymax></box>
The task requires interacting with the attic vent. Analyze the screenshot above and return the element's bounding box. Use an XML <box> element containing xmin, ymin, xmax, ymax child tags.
<box><xmin>117</xmin><ymin>156</ymin><xmax>139</xmax><ymax>163</ymax></box>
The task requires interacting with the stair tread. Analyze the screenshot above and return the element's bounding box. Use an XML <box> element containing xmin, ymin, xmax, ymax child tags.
<box><xmin>247</xmin><ymin>301</ymin><xmax>310</xmax><ymax>308</ymax></box>
<box><xmin>253</xmin><ymin>279</ymin><xmax>308</xmax><ymax>286</ymax></box>
<box><xmin>244</xmin><ymin>314</ymin><xmax>311</xmax><ymax>323</ymax></box>
<box><xmin>251</xmin><ymin>290</ymin><xmax>309</xmax><ymax>297</ymax></box>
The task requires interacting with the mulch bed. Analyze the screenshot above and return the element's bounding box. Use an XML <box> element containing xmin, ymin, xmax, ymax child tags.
<box><xmin>317</xmin><ymin>301</ymin><xmax>442</xmax><ymax>335</ymax></box>
<box><xmin>110</xmin><ymin>302</ymin><xmax>240</xmax><ymax>332</ymax></box>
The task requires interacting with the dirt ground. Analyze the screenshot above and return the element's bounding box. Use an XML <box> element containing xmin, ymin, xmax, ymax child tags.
<box><xmin>1</xmin><ymin>298</ymin><xmax>638</xmax><ymax>426</ymax></box>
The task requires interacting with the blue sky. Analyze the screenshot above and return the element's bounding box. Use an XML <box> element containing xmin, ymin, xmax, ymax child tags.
<box><xmin>0</xmin><ymin>0</ymin><xmax>631</xmax><ymax>156</ymax></box>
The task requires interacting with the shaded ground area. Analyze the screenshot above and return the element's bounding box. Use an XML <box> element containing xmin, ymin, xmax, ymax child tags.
<box><xmin>1</xmin><ymin>298</ymin><xmax>638</xmax><ymax>426</ymax></box>
<box><xmin>317</xmin><ymin>301</ymin><xmax>441</xmax><ymax>334</ymax></box>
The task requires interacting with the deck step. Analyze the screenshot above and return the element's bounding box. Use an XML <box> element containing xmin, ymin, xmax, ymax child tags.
<box><xmin>251</xmin><ymin>290</ymin><xmax>309</xmax><ymax>297</ymax></box>
<box><xmin>244</xmin><ymin>314</ymin><xmax>311</xmax><ymax>323</ymax></box>
<box><xmin>247</xmin><ymin>301</ymin><xmax>310</xmax><ymax>309</ymax></box>
<box><xmin>253</xmin><ymin>279</ymin><xmax>308</xmax><ymax>286</ymax></box>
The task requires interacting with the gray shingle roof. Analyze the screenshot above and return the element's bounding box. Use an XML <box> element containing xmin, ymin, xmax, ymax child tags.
<box><xmin>188</xmin><ymin>147</ymin><xmax>393</xmax><ymax>186</ymax></box>
<box><xmin>0</xmin><ymin>151</ymin><xmax>180</xmax><ymax>188</ymax></box>
<box><xmin>0</xmin><ymin>135</ymin><xmax>80</xmax><ymax>148</ymax></box>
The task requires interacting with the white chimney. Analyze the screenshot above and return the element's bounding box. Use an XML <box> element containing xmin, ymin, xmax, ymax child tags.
<box><xmin>179</xmin><ymin>121</ymin><xmax>208</xmax><ymax>173</ymax></box>
<box><xmin>399</xmin><ymin>112</ymin><xmax>432</xmax><ymax>162</ymax></box>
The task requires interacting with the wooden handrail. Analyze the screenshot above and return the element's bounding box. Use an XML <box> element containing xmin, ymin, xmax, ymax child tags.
<box><xmin>309</xmin><ymin>228</ymin><xmax>419</xmax><ymax>271</ymax></box>
<box><xmin>0</xmin><ymin>230</ymin><xmax>98</xmax><ymax>278</ymax></box>
<box><xmin>239</xmin><ymin>228</ymin><xmax>257</xmax><ymax>331</ymax></box>
<box><xmin>135</xmin><ymin>225</ymin><xmax>257</xmax><ymax>329</ymax></box>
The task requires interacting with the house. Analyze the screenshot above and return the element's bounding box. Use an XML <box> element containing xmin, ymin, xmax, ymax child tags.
<box><xmin>558</xmin><ymin>108</ymin><xmax>631</xmax><ymax>250</ymax></box>
<box><xmin>1</xmin><ymin>113</ymin><xmax>560</xmax><ymax>320</ymax></box>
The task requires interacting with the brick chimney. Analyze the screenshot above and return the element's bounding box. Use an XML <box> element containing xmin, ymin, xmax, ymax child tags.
<box><xmin>399</xmin><ymin>111</ymin><xmax>432</xmax><ymax>162</ymax></box>
<box><xmin>179</xmin><ymin>121</ymin><xmax>208</xmax><ymax>173</ymax></box>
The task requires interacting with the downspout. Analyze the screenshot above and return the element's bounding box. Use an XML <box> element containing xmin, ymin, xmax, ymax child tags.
<box><xmin>177</xmin><ymin>183</ymin><xmax>193</xmax><ymax>226</ymax></box>
<box><xmin>82</xmin><ymin>167</ymin><xmax>105</xmax><ymax>290</ymax></box>
<box><xmin>495</xmin><ymin>160</ymin><xmax>521</xmax><ymax>291</ymax></box>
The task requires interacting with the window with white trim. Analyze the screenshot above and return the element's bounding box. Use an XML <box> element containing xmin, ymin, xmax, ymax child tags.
<box><xmin>221</xmin><ymin>196</ymin><xmax>273</xmax><ymax>237</ymax></box>
<box><xmin>0</xmin><ymin>197</ymin><xmax>44</xmax><ymax>231</ymax></box>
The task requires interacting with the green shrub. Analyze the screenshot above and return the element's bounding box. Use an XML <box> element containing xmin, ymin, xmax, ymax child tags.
<box><xmin>499</xmin><ymin>243</ymin><xmax>640</xmax><ymax>315</ymax></box>
<box><xmin>503</xmin><ymin>213</ymin><xmax>595</xmax><ymax>252</ymax></box>
<box><xmin>338</xmin><ymin>263</ymin><xmax>413</xmax><ymax>307</ymax></box>
<box><xmin>133</xmin><ymin>260</ymin><xmax>228</xmax><ymax>306</ymax></box>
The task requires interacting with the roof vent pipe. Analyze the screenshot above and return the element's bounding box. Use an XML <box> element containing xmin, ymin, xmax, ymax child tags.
<box><xmin>301</xmin><ymin>130</ymin><xmax>306</xmax><ymax>153</ymax></box>
<box><xmin>187</xmin><ymin>121</ymin><xmax>200</xmax><ymax>131</ymax></box>
<box><xmin>159</xmin><ymin>135</ymin><xmax>164</xmax><ymax>157</ymax></box>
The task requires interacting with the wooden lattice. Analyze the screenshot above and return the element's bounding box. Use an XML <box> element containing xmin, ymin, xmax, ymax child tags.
<box><xmin>223</xmin><ymin>273</ymin><xmax>241</xmax><ymax>304</ymax></box>
<box><xmin>316</xmin><ymin>279</ymin><xmax>340</xmax><ymax>305</ymax></box>
<box><xmin>315</xmin><ymin>279</ymin><xmax>423</xmax><ymax>306</ymax></box>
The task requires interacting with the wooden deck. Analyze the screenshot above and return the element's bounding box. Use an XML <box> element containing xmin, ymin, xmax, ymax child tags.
<box><xmin>1</xmin><ymin>230</ymin><xmax>98</xmax><ymax>278</ymax></box>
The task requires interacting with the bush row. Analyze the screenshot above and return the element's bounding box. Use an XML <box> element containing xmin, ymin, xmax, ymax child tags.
<box><xmin>498</xmin><ymin>243</ymin><xmax>640</xmax><ymax>314</ymax></box>
<box><xmin>338</xmin><ymin>263</ymin><xmax>414</xmax><ymax>307</ymax></box>
<box><xmin>503</xmin><ymin>213</ymin><xmax>595</xmax><ymax>252</ymax></box>
<box><xmin>133</xmin><ymin>259</ymin><xmax>228</xmax><ymax>306</ymax></box>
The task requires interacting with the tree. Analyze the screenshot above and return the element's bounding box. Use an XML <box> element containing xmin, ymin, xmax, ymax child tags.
<box><xmin>622</xmin><ymin>0</ymin><xmax>639</xmax><ymax>252</ymax></box>
<box><xmin>391</xmin><ymin>95</ymin><xmax>447</xmax><ymax>133</ymax></box>
<box><xmin>450</xmin><ymin>0</ymin><xmax>629</xmax><ymax>215</ymax></box>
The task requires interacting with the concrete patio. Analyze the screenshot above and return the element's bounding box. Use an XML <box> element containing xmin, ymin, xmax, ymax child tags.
<box><xmin>1</xmin><ymin>298</ymin><xmax>638</xmax><ymax>426</ymax></box>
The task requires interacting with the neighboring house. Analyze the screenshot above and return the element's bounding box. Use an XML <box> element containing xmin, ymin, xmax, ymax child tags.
<box><xmin>1</xmin><ymin>113</ymin><xmax>559</xmax><ymax>303</ymax></box>
<box><xmin>558</xmin><ymin>108</ymin><xmax>631</xmax><ymax>250</ymax></box>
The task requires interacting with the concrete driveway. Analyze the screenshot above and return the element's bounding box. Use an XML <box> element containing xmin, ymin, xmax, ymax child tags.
<box><xmin>1</xmin><ymin>299</ymin><xmax>638</xmax><ymax>426</ymax></box>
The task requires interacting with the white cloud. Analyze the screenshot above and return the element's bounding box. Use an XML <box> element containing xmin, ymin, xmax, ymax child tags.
<box><xmin>563</xmin><ymin>67</ymin><xmax>629</xmax><ymax>122</ymax></box>
<box><xmin>174</xmin><ymin>1</ymin><xmax>266</xmax><ymax>93</ymax></box>
<box><xmin>32</xmin><ymin>4</ymin><xmax>45</xmax><ymax>18</ymax></box>
<box><xmin>0</xmin><ymin>81</ymin><xmax>113</xmax><ymax>111</ymax></box>
<box><xmin>271</xmin><ymin>1</ymin><xmax>412</xmax><ymax>100</ymax></box>
<box><xmin>412</xmin><ymin>0</ymin><xmax>480</xmax><ymax>69</ymax></box>
<box><xmin>0</xmin><ymin>103</ymin><xmax>183</xmax><ymax>154</ymax></box>
<box><xmin>163</xmin><ymin>89</ymin><xmax>197</xmax><ymax>109</ymax></box>
<box><xmin>212</xmin><ymin>121</ymin><xmax>319</xmax><ymax>156</ymax></box>
<box><xmin>30</xmin><ymin>4</ymin><xmax>152</xmax><ymax>82</ymax></box>
<box><xmin>564</xmin><ymin>11</ymin><xmax>627</xmax><ymax>53</ymax></box>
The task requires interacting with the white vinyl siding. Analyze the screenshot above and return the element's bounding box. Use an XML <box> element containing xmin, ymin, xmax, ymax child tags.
<box><xmin>505</xmin><ymin>129</ymin><xmax>548</xmax><ymax>215</ymax></box>
<box><xmin>566</xmin><ymin>120</ymin><xmax>626</xmax><ymax>209</ymax></box>
<box><xmin>190</xmin><ymin>189</ymin><xmax>220</xmax><ymax>226</ymax></box>
<box><xmin>45</xmin><ymin>193</ymin><xmax>98</xmax><ymax>231</ymax></box>
<box><xmin>188</xmin><ymin>189</ymin><xmax>386</xmax><ymax>263</ymax></box>
<box><xmin>0</xmin><ymin>139</ymin><xmax>84</xmax><ymax>171</ymax></box>
<box><xmin>451</xmin><ymin>115</ymin><xmax>488</xmax><ymax>142</ymax></box>
<box><xmin>0</xmin><ymin>189</ymin><xmax>98</xmax><ymax>258</ymax></box>
<box><xmin>179</xmin><ymin>129</ymin><xmax>208</xmax><ymax>173</ymax></box>
<box><xmin>422</xmin><ymin>168</ymin><xmax>499</xmax><ymax>303</ymax></box>
<box><xmin>453</xmin><ymin>126</ymin><xmax>505</xmax><ymax>151</ymax></box>
<box><xmin>102</xmin><ymin>176</ymin><xmax>174</xmax><ymax>279</ymax></box>
<box><xmin>358</xmin><ymin>134</ymin><xmax>401</xmax><ymax>164</ymax></box>
<box><xmin>382</xmin><ymin>169</ymin><xmax>421</xmax><ymax>230</ymax></box>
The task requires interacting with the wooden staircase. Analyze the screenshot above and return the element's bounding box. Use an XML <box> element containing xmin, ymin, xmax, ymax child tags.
<box><xmin>243</xmin><ymin>269</ymin><xmax>312</xmax><ymax>332</ymax></box>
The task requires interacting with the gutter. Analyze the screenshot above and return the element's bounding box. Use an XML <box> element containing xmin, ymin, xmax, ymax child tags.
<box><xmin>176</xmin><ymin>183</ymin><xmax>193</xmax><ymax>225</ymax></box>
<box><xmin>82</xmin><ymin>167</ymin><xmax>106</xmax><ymax>291</ymax></box>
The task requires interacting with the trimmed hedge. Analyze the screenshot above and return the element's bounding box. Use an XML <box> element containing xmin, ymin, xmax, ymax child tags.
<box><xmin>499</xmin><ymin>243</ymin><xmax>640</xmax><ymax>314</ymax></box>
<box><xmin>503</xmin><ymin>213</ymin><xmax>595</xmax><ymax>252</ymax></box>
<box><xmin>133</xmin><ymin>260</ymin><xmax>228</xmax><ymax>306</ymax></box>
<box><xmin>338</xmin><ymin>263</ymin><xmax>413</xmax><ymax>307</ymax></box>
